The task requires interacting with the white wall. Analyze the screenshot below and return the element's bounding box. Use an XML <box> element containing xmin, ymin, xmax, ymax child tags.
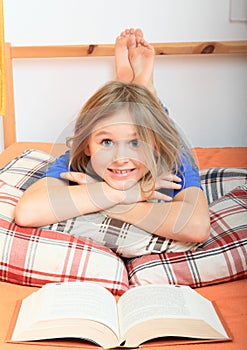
<box><xmin>2</xmin><ymin>0</ymin><xmax>247</xmax><ymax>148</ymax></box>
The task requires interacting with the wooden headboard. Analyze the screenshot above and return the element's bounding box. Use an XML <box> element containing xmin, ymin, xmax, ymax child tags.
<box><xmin>4</xmin><ymin>40</ymin><xmax>247</xmax><ymax>149</ymax></box>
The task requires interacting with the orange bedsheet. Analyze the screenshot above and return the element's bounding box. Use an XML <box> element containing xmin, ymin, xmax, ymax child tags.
<box><xmin>192</xmin><ymin>147</ymin><xmax>247</xmax><ymax>169</ymax></box>
<box><xmin>1</xmin><ymin>279</ymin><xmax>246</xmax><ymax>350</ymax></box>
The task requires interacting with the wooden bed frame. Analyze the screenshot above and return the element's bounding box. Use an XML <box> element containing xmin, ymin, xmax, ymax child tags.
<box><xmin>0</xmin><ymin>41</ymin><xmax>247</xmax><ymax>350</ymax></box>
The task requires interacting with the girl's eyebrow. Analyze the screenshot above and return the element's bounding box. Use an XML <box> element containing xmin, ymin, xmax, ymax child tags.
<box><xmin>93</xmin><ymin>130</ymin><xmax>113</xmax><ymax>137</ymax></box>
<box><xmin>94</xmin><ymin>130</ymin><xmax>137</xmax><ymax>138</ymax></box>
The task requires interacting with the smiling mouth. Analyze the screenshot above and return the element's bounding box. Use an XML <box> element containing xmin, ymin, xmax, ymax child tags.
<box><xmin>108</xmin><ymin>168</ymin><xmax>135</xmax><ymax>174</ymax></box>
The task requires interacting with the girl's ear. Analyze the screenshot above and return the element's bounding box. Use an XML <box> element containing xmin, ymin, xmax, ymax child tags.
<box><xmin>84</xmin><ymin>144</ymin><xmax>91</xmax><ymax>156</ymax></box>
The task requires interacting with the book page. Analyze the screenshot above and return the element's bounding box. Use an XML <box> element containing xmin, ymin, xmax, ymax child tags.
<box><xmin>180</xmin><ymin>287</ymin><xmax>229</xmax><ymax>338</ymax></box>
<box><xmin>12</xmin><ymin>282</ymin><xmax>119</xmax><ymax>340</ymax></box>
<box><xmin>117</xmin><ymin>285</ymin><xmax>228</xmax><ymax>340</ymax></box>
<box><xmin>11</xmin><ymin>290</ymin><xmax>45</xmax><ymax>339</ymax></box>
<box><xmin>118</xmin><ymin>285</ymin><xmax>191</xmax><ymax>337</ymax></box>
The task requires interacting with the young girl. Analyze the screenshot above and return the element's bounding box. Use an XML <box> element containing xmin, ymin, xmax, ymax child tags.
<box><xmin>15</xmin><ymin>28</ymin><xmax>210</xmax><ymax>243</ymax></box>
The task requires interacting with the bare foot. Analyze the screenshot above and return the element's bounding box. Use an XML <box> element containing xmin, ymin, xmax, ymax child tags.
<box><xmin>115</xmin><ymin>28</ymin><xmax>134</xmax><ymax>83</ymax></box>
<box><xmin>127</xmin><ymin>29</ymin><xmax>156</xmax><ymax>96</ymax></box>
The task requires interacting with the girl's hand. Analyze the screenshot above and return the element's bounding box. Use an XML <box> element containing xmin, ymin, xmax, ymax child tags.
<box><xmin>60</xmin><ymin>171</ymin><xmax>97</xmax><ymax>184</ymax></box>
<box><xmin>60</xmin><ymin>171</ymin><xmax>182</xmax><ymax>205</ymax></box>
<box><xmin>122</xmin><ymin>183</ymin><xmax>169</xmax><ymax>205</ymax></box>
<box><xmin>155</xmin><ymin>173</ymin><xmax>182</xmax><ymax>191</ymax></box>
<box><xmin>121</xmin><ymin>173</ymin><xmax>182</xmax><ymax>205</ymax></box>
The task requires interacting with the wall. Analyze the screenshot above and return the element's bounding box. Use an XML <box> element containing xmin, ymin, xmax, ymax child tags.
<box><xmin>2</xmin><ymin>0</ymin><xmax>247</xmax><ymax>149</ymax></box>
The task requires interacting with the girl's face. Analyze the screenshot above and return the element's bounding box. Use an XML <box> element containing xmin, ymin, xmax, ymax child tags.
<box><xmin>84</xmin><ymin>110</ymin><xmax>150</xmax><ymax>190</ymax></box>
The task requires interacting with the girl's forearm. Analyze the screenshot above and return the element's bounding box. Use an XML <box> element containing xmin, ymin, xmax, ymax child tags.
<box><xmin>15</xmin><ymin>178</ymin><xmax>125</xmax><ymax>227</ymax></box>
<box><xmin>15</xmin><ymin>178</ymin><xmax>210</xmax><ymax>243</ymax></box>
<box><xmin>103</xmin><ymin>188</ymin><xmax>210</xmax><ymax>243</ymax></box>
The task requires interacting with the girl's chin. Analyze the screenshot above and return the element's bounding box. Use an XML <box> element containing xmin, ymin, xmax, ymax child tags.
<box><xmin>105</xmin><ymin>179</ymin><xmax>137</xmax><ymax>191</ymax></box>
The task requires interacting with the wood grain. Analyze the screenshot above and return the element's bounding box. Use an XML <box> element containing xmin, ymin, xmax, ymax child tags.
<box><xmin>10</xmin><ymin>41</ymin><xmax>247</xmax><ymax>58</ymax></box>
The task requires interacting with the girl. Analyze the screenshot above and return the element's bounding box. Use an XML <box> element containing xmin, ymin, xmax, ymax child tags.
<box><xmin>15</xmin><ymin>29</ymin><xmax>210</xmax><ymax>243</ymax></box>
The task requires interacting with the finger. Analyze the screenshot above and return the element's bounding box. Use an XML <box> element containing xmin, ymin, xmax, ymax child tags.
<box><xmin>60</xmin><ymin>172</ymin><xmax>71</xmax><ymax>180</ymax></box>
<box><xmin>172</xmin><ymin>174</ymin><xmax>182</xmax><ymax>182</ymax></box>
<box><xmin>161</xmin><ymin>174</ymin><xmax>182</xmax><ymax>182</ymax></box>
<box><xmin>60</xmin><ymin>172</ymin><xmax>87</xmax><ymax>184</ymax></box>
<box><xmin>153</xmin><ymin>191</ymin><xmax>173</xmax><ymax>202</ymax></box>
<box><xmin>158</xmin><ymin>180</ymin><xmax>182</xmax><ymax>190</ymax></box>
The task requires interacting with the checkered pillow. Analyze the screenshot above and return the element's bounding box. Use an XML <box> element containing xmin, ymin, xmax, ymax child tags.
<box><xmin>0</xmin><ymin>149</ymin><xmax>55</xmax><ymax>190</ymax></box>
<box><xmin>0</xmin><ymin>150</ymin><xmax>198</xmax><ymax>257</ymax></box>
<box><xmin>126</xmin><ymin>185</ymin><xmax>247</xmax><ymax>288</ymax></box>
<box><xmin>43</xmin><ymin>214</ymin><xmax>200</xmax><ymax>258</ymax></box>
<box><xmin>0</xmin><ymin>180</ymin><xmax>128</xmax><ymax>295</ymax></box>
<box><xmin>200</xmin><ymin>167</ymin><xmax>247</xmax><ymax>204</ymax></box>
<box><xmin>1</xmin><ymin>149</ymin><xmax>247</xmax><ymax>288</ymax></box>
<box><xmin>1</xmin><ymin>150</ymin><xmax>247</xmax><ymax>259</ymax></box>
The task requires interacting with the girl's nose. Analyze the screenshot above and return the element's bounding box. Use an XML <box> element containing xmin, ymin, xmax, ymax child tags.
<box><xmin>112</xmin><ymin>141</ymin><xmax>130</xmax><ymax>162</ymax></box>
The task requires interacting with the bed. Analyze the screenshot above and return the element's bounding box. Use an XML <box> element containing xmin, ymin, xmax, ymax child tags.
<box><xmin>0</xmin><ymin>41</ymin><xmax>247</xmax><ymax>349</ymax></box>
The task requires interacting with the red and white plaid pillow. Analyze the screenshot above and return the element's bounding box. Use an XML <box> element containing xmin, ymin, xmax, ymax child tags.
<box><xmin>0</xmin><ymin>180</ymin><xmax>128</xmax><ymax>295</ymax></box>
<box><xmin>126</xmin><ymin>185</ymin><xmax>247</xmax><ymax>288</ymax></box>
<box><xmin>0</xmin><ymin>149</ymin><xmax>200</xmax><ymax>256</ymax></box>
<box><xmin>1</xmin><ymin>149</ymin><xmax>246</xmax><ymax>289</ymax></box>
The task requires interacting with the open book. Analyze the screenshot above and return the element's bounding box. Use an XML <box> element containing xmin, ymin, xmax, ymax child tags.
<box><xmin>10</xmin><ymin>282</ymin><xmax>230</xmax><ymax>348</ymax></box>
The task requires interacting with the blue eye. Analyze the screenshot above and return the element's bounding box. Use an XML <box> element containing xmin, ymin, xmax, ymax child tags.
<box><xmin>130</xmin><ymin>139</ymin><xmax>139</xmax><ymax>147</ymax></box>
<box><xmin>102</xmin><ymin>139</ymin><xmax>113</xmax><ymax>147</ymax></box>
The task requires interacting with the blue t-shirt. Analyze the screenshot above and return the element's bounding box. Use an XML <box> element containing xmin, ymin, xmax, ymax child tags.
<box><xmin>43</xmin><ymin>150</ymin><xmax>202</xmax><ymax>198</ymax></box>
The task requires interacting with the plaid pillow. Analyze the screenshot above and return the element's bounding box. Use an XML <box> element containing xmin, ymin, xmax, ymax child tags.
<box><xmin>126</xmin><ymin>185</ymin><xmax>247</xmax><ymax>288</ymax></box>
<box><xmin>0</xmin><ymin>150</ymin><xmax>198</xmax><ymax>257</ymax></box>
<box><xmin>1</xmin><ymin>150</ymin><xmax>247</xmax><ymax>288</ymax></box>
<box><xmin>0</xmin><ymin>180</ymin><xmax>128</xmax><ymax>295</ymax></box>
<box><xmin>1</xmin><ymin>150</ymin><xmax>247</xmax><ymax>258</ymax></box>
<box><xmin>0</xmin><ymin>149</ymin><xmax>55</xmax><ymax>190</ymax></box>
<box><xmin>42</xmin><ymin>214</ymin><xmax>199</xmax><ymax>258</ymax></box>
<box><xmin>200</xmin><ymin>167</ymin><xmax>247</xmax><ymax>204</ymax></box>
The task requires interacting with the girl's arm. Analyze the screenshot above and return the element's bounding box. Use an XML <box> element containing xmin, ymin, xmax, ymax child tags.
<box><xmin>103</xmin><ymin>187</ymin><xmax>210</xmax><ymax>243</ymax></box>
<box><xmin>15</xmin><ymin>172</ymin><xmax>210</xmax><ymax>244</ymax></box>
<box><xmin>14</xmin><ymin>175</ymin><xmax>169</xmax><ymax>227</ymax></box>
<box><xmin>14</xmin><ymin>177</ymin><xmax>121</xmax><ymax>227</ymax></box>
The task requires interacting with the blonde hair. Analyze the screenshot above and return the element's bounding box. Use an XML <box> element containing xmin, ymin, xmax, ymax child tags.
<box><xmin>67</xmin><ymin>81</ymin><xmax>181</xmax><ymax>193</ymax></box>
